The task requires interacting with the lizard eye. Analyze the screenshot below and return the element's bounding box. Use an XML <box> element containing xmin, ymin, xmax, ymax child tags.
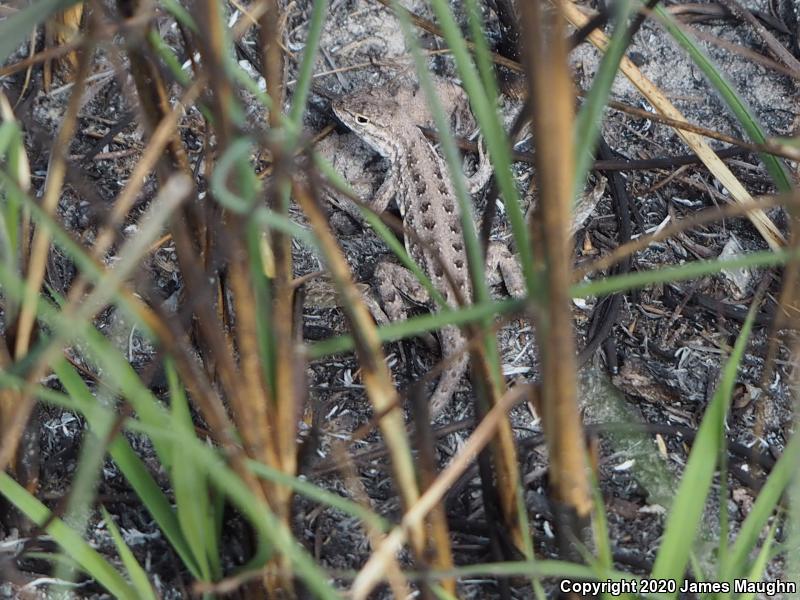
<box><xmin>355</xmin><ymin>114</ymin><xmax>369</xmax><ymax>124</ymax></box>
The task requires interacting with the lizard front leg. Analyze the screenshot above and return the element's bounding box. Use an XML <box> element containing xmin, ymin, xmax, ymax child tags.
<box><xmin>332</xmin><ymin>166</ymin><xmax>401</xmax><ymax>229</ymax></box>
<box><xmin>466</xmin><ymin>137</ymin><xmax>493</xmax><ymax>194</ymax></box>
<box><xmin>374</xmin><ymin>261</ymin><xmax>433</xmax><ymax>340</ymax></box>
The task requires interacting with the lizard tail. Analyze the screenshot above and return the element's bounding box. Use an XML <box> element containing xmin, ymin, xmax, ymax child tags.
<box><xmin>429</xmin><ymin>328</ymin><xmax>469</xmax><ymax>417</ymax></box>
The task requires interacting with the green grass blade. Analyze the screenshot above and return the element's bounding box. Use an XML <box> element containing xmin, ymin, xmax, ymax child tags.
<box><xmin>309</xmin><ymin>245</ymin><xmax>795</xmax><ymax>360</ymax></box>
<box><xmin>651</xmin><ymin>292</ymin><xmax>760</xmax><ymax>585</ymax></box>
<box><xmin>313</xmin><ymin>156</ymin><xmax>448</xmax><ymax>309</ymax></box>
<box><xmin>222</xmin><ymin>52</ymin><xmax>459</xmax><ymax>308</ymax></box>
<box><xmin>737</xmin><ymin>521</ymin><xmax>778</xmax><ymax>600</ymax></box>
<box><xmin>0</xmin><ymin>169</ymin><xmax>140</xmax><ymax>320</ymax></box>
<box><xmin>209</xmin><ymin>486</ymin><xmax>225</xmax><ymax>581</ymax></box>
<box><xmin>687</xmin><ymin>553</ymin><xmax>708</xmax><ymax>595</ymax></box>
<box><xmin>52</xmin><ymin>387</ymin><xmax>117</xmax><ymax>586</ymax></box>
<box><xmin>650</xmin><ymin>3</ymin><xmax>792</xmax><ymax>192</ymax></box>
<box><xmin>463</xmin><ymin>0</ymin><xmax>500</xmax><ymax>111</ymax></box>
<box><xmin>0</xmin><ymin>267</ymin><xmax>339</xmax><ymax>598</ymax></box>
<box><xmin>573</xmin><ymin>0</ymin><xmax>634</xmax><ymax>198</ymax></box>
<box><xmin>0</xmin><ymin>121</ymin><xmax>25</xmax><ymax>313</ymax></box>
<box><xmin>739</xmin><ymin>520</ymin><xmax>779</xmax><ymax>600</ymax></box>
<box><xmin>0</xmin><ymin>473</ymin><xmax>137</xmax><ymax>600</ymax></box>
<box><xmin>155</xmin><ymin>0</ymin><xmax>495</xmax><ymax>317</ymax></box>
<box><xmin>158</xmin><ymin>0</ymin><xmax>198</xmax><ymax>33</ymax></box>
<box><xmin>101</xmin><ymin>506</ymin><xmax>158</xmax><ymax>600</ymax></box>
<box><xmin>361</xmin><ymin>205</ymin><xmax>449</xmax><ymax>310</ymax></box>
<box><xmin>148</xmin><ymin>29</ymin><xmax>193</xmax><ymax>88</ymax></box>
<box><xmin>307</xmin><ymin>296</ymin><xmax>523</xmax><ymax>358</ymax></box>
<box><xmin>210</xmin><ymin>139</ymin><xmax>259</xmax><ymax>212</ymax></box>
<box><xmin>393</xmin><ymin>1</ymin><xmax>512</xmax><ymax>412</ymax></box>
<box><xmin>167</xmin><ymin>361</ymin><xmax>214</xmax><ymax>581</ymax></box>
<box><xmin>312</xmin><ymin>245</ymin><xmax>793</xmax><ymax>358</ymax></box>
<box><xmin>0</xmin><ymin>121</ymin><xmax>17</xmax><ymax>155</ymax></box>
<box><xmin>590</xmin><ymin>473</ymin><xmax>613</xmax><ymax>571</ymax></box>
<box><xmin>0</xmin><ymin>365</ymin><xmax>342</xmax><ymax>598</ymax></box>
<box><xmin>4</xmin><ymin>364</ymin><xmax>390</xmax><ymax>550</ymax></box>
<box><xmin>722</xmin><ymin>430</ymin><xmax>800</xmax><ymax>579</ymax></box>
<box><xmin>431</xmin><ymin>585</ymin><xmax>459</xmax><ymax>600</ymax></box>
<box><xmin>245</xmin><ymin>222</ymin><xmax>278</xmax><ymax>398</ymax></box>
<box><xmin>0</xmin><ymin>169</ymin><xmax>189</xmax><ymax>343</ymax></box>
<box><xmin>787</xmin><ymin>453</ymin><xmax>800</xmax><ymax>595</ymax></box>
<box><xmin>248</xmin><ymin>461</ymin><xmax>390</xmax><ymax>533</ymax></box>
<box><xmin>392</xmin><ymin>1</ymin><xmax>488</xmax><ymax>303</ymax></box>
<box><xmin>574</xmin><ymin>248</ymin><xmax>799</xmax><ymax>298</ymax></box>
<box><xmin>52</xmin><ymin>359</ymin><xmax>202</xmax><ymax>579</ymax></box>
<box><xmin>424</xmin><ymin>0</ymin><xmax>536</xmax><ymax>291</ymax></box>
<box><xmin>288</xmin><ymin>0</ymin><xmax>328</xmax><ymax>128</ymax></box>
<box><xmin>400</xmin><ymin>559</ymin><xmax>641</xmax><ymax>590</ymax></box>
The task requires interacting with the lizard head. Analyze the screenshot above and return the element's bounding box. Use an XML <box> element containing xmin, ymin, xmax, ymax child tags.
<box><xmin>331</xmin><ymin>89</ymin><xmax>404</xmax><ymax>159</ymax></box>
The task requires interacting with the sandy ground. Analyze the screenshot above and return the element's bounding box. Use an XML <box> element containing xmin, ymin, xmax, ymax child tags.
<box><xmin>1</xmin><ymin>0</ymin><xmax>798</xmax><ymax>597</ymax></box>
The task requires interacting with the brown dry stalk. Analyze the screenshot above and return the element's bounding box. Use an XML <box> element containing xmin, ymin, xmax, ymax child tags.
<box><xmin>57</xmin><ymin>80</ymin><xmax>205</xmax><ymax>335</ymax></box>
<box><xmin>333</xmin><ymin>443</ymin><xmax>413</xmax><ymax>598</ymax></box>
<box><xmin>0</xmin><ymin>39</ymin><xmax>81</xmax><ymax>79</ymax></box>
<box><xmin>195</xmin><ymin>442</ymin><xmax>414</xmax><ymax>598</ymax></box>
<box><xmin>228</xmin><ymin>231</ymin><xmax>290</xmax><ymax>595</ymax></box>
<box><xmin>189</xmin><ymin>16</ymin><xmax>296</xmax><ymax>595</ymax></box>
<box><xmin>602</xmin><ymin>98</ymin><xmax>800</xmax><ymax>162</ymax></box>
<box><xmin>197</xmin><ymin>0</ymin><xmax>235</xmax><ymax>145</ymax></box>
<box><xmin>408</xmin><ymin>385</ymin><xmax>455</xmax><ymax>596</ymax></box>
<box><xmin>114</xmin><ymin>0</ymin><xmax>276</xmax><ymax>518</ymax></box>
<box><xmin>321</xmin><ymin>131</ymin><xmax>525</xmax><ymax>554</ymax></box>
<box><xmin>564</xmin><ymin>1</ymin><xmax>784</xmax><ymax>250</ymax></box>
<box><xmin>47</xmin><ymin>73</ymin><xmax>250</xmax><ymax>485</ymax></box>
<box><xmin>190</xmin><ymin>0</ymin><xmax>239</xmax><ymax>391</ymax></box>
<box><xmin>366</xmin><ymin>0</ymin><xmax>799</xmax><ymax>164</ymax></box>
<box><xmin>468</xmin><ymin>341</ymin><xmax>530</xmax><ymax>555</ymax></box>
<box><xmin>521</xmin><ymin>0</ymin><xmax>593</xmax><ymax>548</ymax></box>
<box><xmin>263</xmin><ymin>279</ymin><xmax>296</xmax><ymax>473</ymax></box>
<box><xmin>761</xmin><ymin>195</ymin><xmax>800</xmax><ymax>408</ymax></box>
<box><xmin>43</xmin><ymin>2</ymin><xmax>85</xmax><ymax>90</ymax></box>
<box><xmin>256</xmin><ymin>0</ymin><xmax>299</xmax><ymax>500</ymax></box>
<box><xmin>0</xmin><ymin>7</ymin><xmax>156</xmax><ymax>80</ymax></box>
<box><xmin>260</xmin><ymin>0</ymin><xmax>286</xmax><ymax>128</ymax></box>
<box><xmin>714</xmin><ymin>0</ymin><xmax>800</xmax><ymax>74</ymax></box>
<box><xmin>372</xmin><ymin>0</ymin><xmax>523</xmax><ymax>73</ymax></box>
<box><xmin>91</xmin><ymin>79</ymin><xmax>204</xmax><ymax>258</ymax></box>
<box><xmin>292</xmin><ymin>178</ymin><xmax>429</xmax><ymax>562</ymax></box>
<box><xmin>267</xmin><ymin>183</ymin><xmax>300</xmax><ymax>507</ymax></box>
<box><xmin>14</xmin><ymin>41</ymin><xmax>91</xmax><ymax>359</ymax></box>
<box><xmin>351</xmin><ymin>383</ymin><xmax>534</xmax><ymax>599</ymax></box>
<box><xmin>119</xmin><ymin>5</ymin><xmax>190</xmax><ymax>172</ymax></box>
<box><xmin>1</xmin><ymin>33</ymin><xmax>92</xmax><ymax>482</ymax></box>
<box><xmin>227</xmin><ymin>248</ymin><xmax>281</xmax><ymax>467</ymax></box>
<box><xmin>0</xmin><ymin>176</ymin><xmax>190</xmax><ymax>479</ymax></box>
<box><xmin>676</xmin><ymin>19</ymin><xmax>800</xmax><ymax>81</ymax></box>
<box><xmin>578</xmin><ymin>192</ymin><xmax>800</xmax><ymax>279</ymax></box>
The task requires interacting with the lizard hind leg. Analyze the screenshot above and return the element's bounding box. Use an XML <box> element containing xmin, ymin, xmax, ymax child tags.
<box><xmin>374</xmin><ymin>261</ymin><xmax>436</xmax><ymax>350</ymax></box>
<box><xmin>486</xmin><ymin>242</ymin><xmax>527</xmax><ymax>298</ymax></box>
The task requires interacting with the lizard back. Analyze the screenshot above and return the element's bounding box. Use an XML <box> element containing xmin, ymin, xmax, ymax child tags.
<box><xmin>332</xmin><ymin>88</ymin><xmax>472</xmax><ymax>306</ymax></box>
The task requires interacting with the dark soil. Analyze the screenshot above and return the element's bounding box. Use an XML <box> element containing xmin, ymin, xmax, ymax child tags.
<box><xmin>1</xmin><ymin>0</ymin><xmax>798</xmax><ymax>597</ymax></box>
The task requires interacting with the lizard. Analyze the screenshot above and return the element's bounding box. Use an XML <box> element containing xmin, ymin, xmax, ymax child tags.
<box><xmin>331</xmin><ymin>83</ymin><xmax>525</xmax><ymax>417</ymax></box>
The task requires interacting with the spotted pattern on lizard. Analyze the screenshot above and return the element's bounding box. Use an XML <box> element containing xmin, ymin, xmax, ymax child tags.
<box><xmin>332</xmin><ymin>86</ymin><xmax>525</xmax><ymax>416</ymax></box>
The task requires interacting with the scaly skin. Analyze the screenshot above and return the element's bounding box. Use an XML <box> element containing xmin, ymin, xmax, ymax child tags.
<box><xmin>333</xmin><ymin>86</ymin><xmax>520</xmax><ymax>416</ymax></box>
